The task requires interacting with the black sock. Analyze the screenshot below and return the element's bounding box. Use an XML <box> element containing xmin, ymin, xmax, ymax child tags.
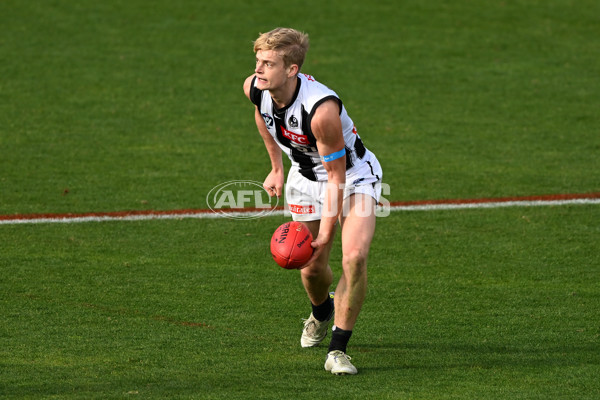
<box><xmin>328</xmin><ymin>325</ymin><xmax>352</xmax><ymax>353</ymax></box>
<box><xmin>311</xmin><ymin>295</ymin><xmax>334</xmax><ymax>322</ymax></box>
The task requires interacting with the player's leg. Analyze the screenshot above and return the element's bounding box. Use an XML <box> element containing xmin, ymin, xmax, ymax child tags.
<box><xmin>334</xmin><ymin>193</ymin><xmax>376</xmax><ymax>331</ymax></box>
<box><xmin>286</xmin><ymin>169</ymin><xmax>338</xmax><ymax>347</ymax></box>
<box><xmin>299</xmin><ymin>220</ymin><xmax>336</xmax><ymax>348</ymax></box>
<box><xmin>300</xmin><ymin>220</ymin><xmax>335</xmax><ymax>306</ymax></box>
<box><xmin>324</xmin><ymin>193</ymin><xmax>376</xmax><ymax>374</ymax></box>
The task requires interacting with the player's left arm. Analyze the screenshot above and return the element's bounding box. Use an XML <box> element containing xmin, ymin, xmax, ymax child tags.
<box><xmin>310</xmin><ymin>98</ymin><xmax>346</xmax><ymax>247</ymax></box>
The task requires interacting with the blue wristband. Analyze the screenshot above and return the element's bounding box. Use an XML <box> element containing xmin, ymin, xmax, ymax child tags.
<box><xmin>321</xmin><ymin>148</ymin><xmax>346</xmax><ymax>162</ymax></box>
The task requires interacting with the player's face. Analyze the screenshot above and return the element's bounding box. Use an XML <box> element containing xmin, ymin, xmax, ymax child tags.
<box><xmin>254</xmin><ymin>50</ymin><xmax>291</xmax><ymax>91</ymax></box>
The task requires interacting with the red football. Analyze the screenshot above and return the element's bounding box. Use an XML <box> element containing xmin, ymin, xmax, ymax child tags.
<box><xmin>270</xmin><ymin>221</ymin><xmax>314</xmax><ymax>269</ymax></box>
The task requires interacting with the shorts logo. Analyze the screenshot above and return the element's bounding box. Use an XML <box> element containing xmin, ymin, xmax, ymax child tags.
<box><xmin>262</xmin><ymin>113</ymin><xmax>274</xmax><ymax>127</ymax></box>
<box><xmin>288</xmin><ymin>204</ymin><xmax>315</xmax><ymax>214</ymax></box>
<box><xmin>281</xmin><ymin>127</ymin><xmax>309</xmax><ymax>145</ymax></box>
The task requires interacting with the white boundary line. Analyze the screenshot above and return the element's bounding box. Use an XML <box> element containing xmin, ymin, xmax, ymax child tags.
<box><xmin>1</xmin><ymin>197</ymin><xmax>599</xmax><ymax>225</ymax></box>
<box><xmin>389</xmin><ymin>198</ymin><xmax>600</xmax><ymax>212</ymax></box>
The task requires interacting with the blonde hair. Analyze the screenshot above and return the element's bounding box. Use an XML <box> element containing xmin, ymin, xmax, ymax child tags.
<box><xmin>253</xmin><ymin>27</ymin><xmax>310</xmax><ymax>70</ymax></box>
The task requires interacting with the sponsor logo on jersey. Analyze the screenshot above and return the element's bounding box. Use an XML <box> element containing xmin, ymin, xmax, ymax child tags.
<box><xmin>281</xmin><ymin>127</ymin><xmax>309</xmax><ymax>145</ymax></box>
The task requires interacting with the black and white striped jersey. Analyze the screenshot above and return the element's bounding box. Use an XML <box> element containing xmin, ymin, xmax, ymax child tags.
<box><xmin>250</xmin><ymin>73</ymin><xmax>369</xmax><ymax>182</ymax></box>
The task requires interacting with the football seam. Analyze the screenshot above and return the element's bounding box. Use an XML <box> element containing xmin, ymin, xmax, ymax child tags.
<box><xmin>285</xmin><ymin>227</ymin><xmax>300</xmax><ymax>266</ymax></box>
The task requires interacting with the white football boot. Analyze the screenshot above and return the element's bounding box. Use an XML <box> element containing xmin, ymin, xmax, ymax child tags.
<box><xmin>300</xmin><ymin>311</ymin><xmax>334</xmax><ymax>348</ymax></box>
<box><xmin>324</xmin><ymin>350</ymin><xmax>358</xmax><ymax>375</ymax></box>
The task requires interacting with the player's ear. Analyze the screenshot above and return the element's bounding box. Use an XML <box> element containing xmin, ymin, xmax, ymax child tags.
<box><xmin>287</xmin><ymin>64</ymin><xmax>299</xmax><ymax>78</ymax></box>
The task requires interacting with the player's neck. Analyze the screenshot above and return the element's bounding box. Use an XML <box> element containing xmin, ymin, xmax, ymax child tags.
<box><xmin>270</xmin><ymin>75</ymin><xmax>298</xmax><ymax>110</ymax></box>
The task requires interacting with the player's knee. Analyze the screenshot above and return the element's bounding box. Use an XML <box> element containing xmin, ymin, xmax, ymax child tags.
<box><xmin>342</xmin><ymin>247</ymin><xmax>368</xmax><ymax>274</ymax></box>
<box><xmin>300</xmin><ymin>261</ymin><xmax>328</xmax><ymax>281</ymax></box>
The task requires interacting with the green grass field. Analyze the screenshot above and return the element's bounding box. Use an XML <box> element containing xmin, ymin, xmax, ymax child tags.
<box><xmin>1</xmin><ymin>0</ymin><xmax>599</xmax><ymax>398</ymax></box>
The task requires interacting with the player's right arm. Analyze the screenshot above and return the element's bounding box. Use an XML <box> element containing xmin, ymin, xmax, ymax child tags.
<box><xmin>244</xmin><ymin>74</ymin><xmax>284</xmax><ymax>198</ymax></box>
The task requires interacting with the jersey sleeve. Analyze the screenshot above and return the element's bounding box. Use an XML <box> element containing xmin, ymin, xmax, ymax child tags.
<box><xmin>311</xmin><ymin>95</ymin><xmax>343</xmax><ymax>116</ymax></box>
<box><xmin>249</xmin><ymin>76</ymin><xmax>262</xmax><ymax>107</ymax></box>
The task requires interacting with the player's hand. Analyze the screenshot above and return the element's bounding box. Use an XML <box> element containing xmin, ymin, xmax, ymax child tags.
<box><xmin>263</xmin><ymin>169</ymin><xmax>284</xmax><ymax>198</ymax></box>
<box><xmin>298</xmin><ymin>234</ymin><xmax>329</xmax><ymax>269</ymax></box>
